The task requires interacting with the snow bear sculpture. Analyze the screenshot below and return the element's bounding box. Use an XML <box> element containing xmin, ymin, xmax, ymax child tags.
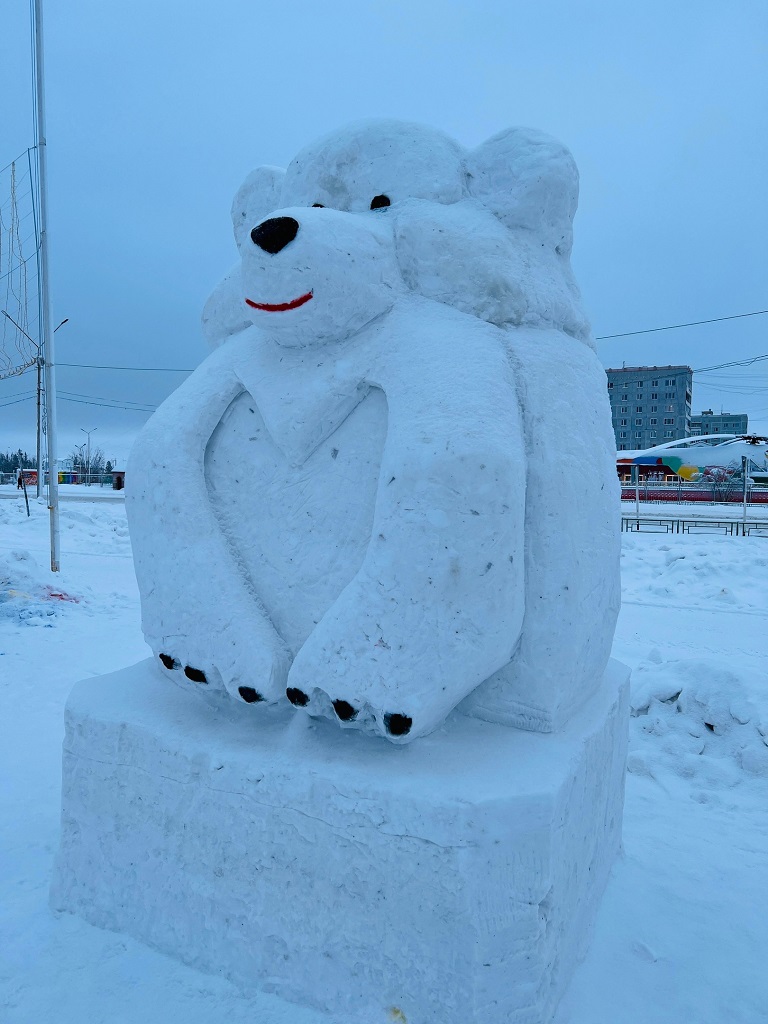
<box><xmin>126</xmin><ymin>119</ymin><xmax>620</xmax><ymax>743</ymax></box>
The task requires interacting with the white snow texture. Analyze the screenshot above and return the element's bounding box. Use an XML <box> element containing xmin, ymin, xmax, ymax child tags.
<box><xmin>127</xmin><ymin>119</ymin><xmax>620</xmax><ymax>742</ymax></box>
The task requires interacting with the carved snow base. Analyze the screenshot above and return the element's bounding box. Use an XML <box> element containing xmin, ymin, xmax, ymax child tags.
<box><xmin>51</xmin><ymin>658</ymin><xmax>629</xmax><ymax>1024</ymax></box>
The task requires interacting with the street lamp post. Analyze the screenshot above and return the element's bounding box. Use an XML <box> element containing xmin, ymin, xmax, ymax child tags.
<box><xmin>81</xmin><ymin>427</ymin><xmax>97</xmax><ymax>485</ymax></box>
<box><xmin>75</xmin><ymin>443</ymin><xmax>86</xmax><ymax>480</ymax></box>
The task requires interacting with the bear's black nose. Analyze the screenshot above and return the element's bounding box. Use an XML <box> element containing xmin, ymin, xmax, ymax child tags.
<box><xmin>250</xmin><ymin>217</ymin><xmax>299</xmax><ymax>254</ymax></box>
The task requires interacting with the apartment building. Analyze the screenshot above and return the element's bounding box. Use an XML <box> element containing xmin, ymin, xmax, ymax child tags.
<box><xmin>606</xmin><ymin>365</ymin><xmax>692</xmax><ymax>451</ymax></box>
<box><xmin>690</xmin><ymin>410</ymin><xmax>748</xmax><ymax>436</ymax></box>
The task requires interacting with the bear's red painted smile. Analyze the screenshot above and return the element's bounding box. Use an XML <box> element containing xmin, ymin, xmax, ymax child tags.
<box><xmin>245</xmin><ymin>291</ymin><xmax>313</xmax><ymax>313</ymax></box>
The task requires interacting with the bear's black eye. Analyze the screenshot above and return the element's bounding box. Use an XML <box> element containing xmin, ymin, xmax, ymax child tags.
<box><xmin>312</xmin><ymin>203</ymin><xmax>324</xmax><ymax>208</ymax></box>
<box><xmin>370</xmin><ymin>195</ymin><xmax>390</xmax><ymax>210</ymax></box>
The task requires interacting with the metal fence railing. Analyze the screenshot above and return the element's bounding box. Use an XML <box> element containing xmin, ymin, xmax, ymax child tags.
<box><xmin>622</xmin><ymin>516</ymin><xmax>768</xmax><ymax>537</ymax></box>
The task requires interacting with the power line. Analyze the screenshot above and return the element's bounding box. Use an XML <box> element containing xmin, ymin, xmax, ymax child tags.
<box><xmin>0</xmin><ymin>249</ymin><xmax>39</xmax><ymax>285</ymax></box>
<box><xmin>0</xmin><ymin>148</ymin><xmax>36</xmax><ymax>178</ymax></box>
<box><xmin>59</xmin><ymin>388</ymin><xmax>156</xmax><ymax>408</ymax></box>
<box><xmin>694</xmin><ymin>354</ymin><xmax>768</xmax><ymax>373</ymax></box>
<box><xmin>0</xmin><ymin>394</ymin><xmax>34</xmax><ymax>408</ymax></box>
<box><xmin>596</xmin><ymin>309</ymin><xmax>768</xmax><ymax>341</ymax></box>
<box><xmin>58</xmin><ymin>361</ymin><xmax>193</xmax><ymax>372</ymax></box>
<box><xmin>58</xmin><ymin>395</ymin><xmax>156</xmax><ymax>411</ymax></box>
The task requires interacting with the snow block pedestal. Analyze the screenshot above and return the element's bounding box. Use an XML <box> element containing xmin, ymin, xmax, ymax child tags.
<box><xmin>51</xmin><ymin>658</ymin><xmax>629</xmax><ymax>1024</ymax></box>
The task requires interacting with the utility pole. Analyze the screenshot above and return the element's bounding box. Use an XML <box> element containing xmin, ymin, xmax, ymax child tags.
<box><xmin>32</xmin><ymin>0</ymin><xmax>60</xmax><ymax>569</ymax></box>
<box><xmin>81</xmin><ymin>427</ymin><xmax>97</xmax><ymax>485</ymax></box>
<box><xmin>36</xmin><ymin>354</ymin><xmax>42</xmax><ymax>496</ymax></box>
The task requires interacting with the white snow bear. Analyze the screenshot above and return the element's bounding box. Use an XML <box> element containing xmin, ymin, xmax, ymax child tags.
<box><xmin>126</xmin><ymin>119</ymin><xmax>620</xmax><ymax>743</ymax></box>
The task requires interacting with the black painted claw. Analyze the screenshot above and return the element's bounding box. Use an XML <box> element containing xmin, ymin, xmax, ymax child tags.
<box><xmin>286</xmin><ymin>687</ymin><xmax>310</xmax><ymax>707</ymax></box>
<box><xmin>184</xmin><ymin>666</ymin><xmax>207</xmax><ymax>684</ymax></box>
<box><xmin>238</xmin><ymin>686</ymin><xmax>263</xmax><ymax>704</ymax></box>
<box><xmin>384</xmin><ymin>712</ymin><xmax>412</xmax><ymax>737</ymax></box>
<box><xmin>332</xmin><ymin>699</ymin><xmax>357</xmax><ymax>722</ymax></box>
<box><xmin>159</xmin><ymin>653</ymin><xmax>176</xmax><ymax>670</ymax></box>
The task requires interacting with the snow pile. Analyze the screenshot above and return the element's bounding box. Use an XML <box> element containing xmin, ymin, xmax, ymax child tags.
<box><xmin>0</xmin><ymin>500</ymin><xmax>132</xmax><ymax>629</ymax></box>
<box><xmin>0</xmin><ymin>549</ymin><xmax>78</xmax><ymax>625</ymax></box>
<box><xmin>621</xmin><ymin>533</ymin><xmax>768</xmax><ymax>612</ymax></box>
<box><xmin>629</xmin><ymin>655</ymin><xmax>768</xmax><ymax>784</ymax></box>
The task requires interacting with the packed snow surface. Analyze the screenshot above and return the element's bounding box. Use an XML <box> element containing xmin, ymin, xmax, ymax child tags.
<box><xmin>1</xmin><ymin>496</ymin><xmax>767</xmax><ymax>1022</ymax></box>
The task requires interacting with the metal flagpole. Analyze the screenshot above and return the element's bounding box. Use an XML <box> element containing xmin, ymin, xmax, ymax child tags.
<box><xmin>32</xmin><ymin>0</ymin><xmax>61</xmax><ymax>570</ymax></box>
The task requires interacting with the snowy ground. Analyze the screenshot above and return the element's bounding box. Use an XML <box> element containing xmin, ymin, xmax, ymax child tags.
<box><xmin>1</xmin><ymin>496</ymin><xmax>766</xmax><ymax>1023</ymax></box>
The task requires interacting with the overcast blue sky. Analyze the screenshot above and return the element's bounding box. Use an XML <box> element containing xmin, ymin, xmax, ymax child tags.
<box><xmin>1</xmin><ymin>0</ymin><xmax>766</xmax><ymax>461</ymax></box>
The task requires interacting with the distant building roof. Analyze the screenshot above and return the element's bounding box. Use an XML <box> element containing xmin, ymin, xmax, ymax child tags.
<box><xmin>605</xmin><ymin>364</ymin><xmax>692</xmax><ymax>373</ymax></box>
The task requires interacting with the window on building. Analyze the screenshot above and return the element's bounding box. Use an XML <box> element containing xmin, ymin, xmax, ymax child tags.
<box><xmin>635</xmin><ymin>431</ymin><xmax>642</xmax><ymax>438</ymax></box>
<box><xmin>650</xmin><ymin>405</ymin><xmax>657</xmax><ymax>412</ymax></box>
<box><xmin>665</xmin><ymin>378</ymin><xmax>675</xmax><ymax>386</ymax></box>
<box><xmin>636</xmin><ymin>406</ymin><xmax>643</xmax><ymax>413</ymax></box>
<box><xmin>607</xmin><ymin>382</ymin><xmax>613</xmax><ymax>389</ymax></box>
<box><xmin>650</xmin><ymin>393</ymin><xmax>658</xmax><ymax>399</ymax></box>
<box><xmin>619</xmin><ymin>431</ymin><xmax>627</xmax><ymax>438</ymax></box>
<box><xmin>650</xmin><ymin>418</ymin><xmax>657</xmax><ymax>425</ymax></box>
<box><xmin>651</xmin><ymin>379</ymin><xmax>659</xmax><ymax>386</ymax></box>
<box><xmin>622</xmin><ymin>382</ymin><xmax>629</xmax><ymax>388</ymax></box>
<box><xmin>664</xmin><ymin>391</ymin><xmax>675</xmax><ymax>399</ymax></box>
<box><xmin>664</xmin><ymin>430</ymin><xmax>673</xmax><ymax>437</ymax></box>
<box><xmin>621</xmin><ymin>406</ymin><xmax>628</xmax><ymax>414</ymax></box>
<box><xmin>620</xmin><ymin>419</ymin><xmax>627</xmax><ymax>426</ymax></box>
<box><xmin>636</xmin><ymin>381</ymin><xmax>643</xmax><ymax>387</ymax></box>
<box><xmin>666</xmin><ymin>404</ymin><xmax>675</xmax><ymax>412</ymax></box>
<box><xmin>663</xmin><ymin>417</ymin><xmax>674</xmax><ymax>425</ymax></box>
<box><xmin>619</xmin><ymin>444</ymin><xmax>627</xmax><ymax>450</ymax></box>
<box><xmin>650</xmin><ymin>430</ymin><xmax>657</xmax><ymax>438</ymax></box>
<box><xmin>635</xmin><ymin>418</ymin><xmax>642</xmax><ymax>425</ymax></box>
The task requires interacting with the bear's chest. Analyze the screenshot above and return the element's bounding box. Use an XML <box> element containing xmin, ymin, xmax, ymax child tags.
<box><xmin>205</xmin><ymin>386</ymin><xmax>387</xmax><ymax>654</ymax></box>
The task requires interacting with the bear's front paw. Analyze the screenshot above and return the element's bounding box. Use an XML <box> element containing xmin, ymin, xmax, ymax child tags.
<box><xmin>154</xmin><ymin>626</ymin><xmax>290</xmax><ymax>710</ymax></box>
<box><xmin>284</xmin><ymin>667</ymin><xmax>416</xmax><ymax>741</ymax></box>
<box><xmin>159</xmin><ymin>655</ymin><xmax>210</xmax><ymax>686</ymax></box>
<box><xmin>285</xmin><ymin>618</ymin><xmax>428</xmax><ymax>743</ymax></box>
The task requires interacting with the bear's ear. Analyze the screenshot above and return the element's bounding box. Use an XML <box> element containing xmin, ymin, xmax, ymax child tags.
<box><xmin>231</xmin><ymin>166</ymin><xmax>285</xmax><ymax>249</ymax></box>
<box><xmin>467</xmin><ymin>128</ymin><xmax>579</xmax><ymax>254</ymax></box>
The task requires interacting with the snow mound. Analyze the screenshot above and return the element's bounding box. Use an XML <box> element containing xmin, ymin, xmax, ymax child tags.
<box><xmin>628</xmin><ymin>657</ymin><xmax>768</xmax><ymax>786</ymax></box>
<box><xmin>0</xmin><ymin>550</ymin><xmax>80</xmax><ymax>626</ymax></box>
<box><xmin>622</xmin><ymin>534</ymin><xmax>768</xmax><ymax>613</ymax></box>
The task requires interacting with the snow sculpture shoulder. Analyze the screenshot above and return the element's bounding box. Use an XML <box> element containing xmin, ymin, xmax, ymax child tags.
<box><xmin>127</xmin><ymin>119</ymin><xmax>620</xmax><ymax>743</ymax></box>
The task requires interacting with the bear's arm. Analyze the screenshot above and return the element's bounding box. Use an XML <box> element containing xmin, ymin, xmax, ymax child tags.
<box><xmin>287</xmin><ymin>305</ymin><xmax>527</xmax><ymax>739</ymax></box>
<box><xmin>126</xmin><ymin>332</ymin><xmax>291</xmax><ymax>698</ymax></box>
